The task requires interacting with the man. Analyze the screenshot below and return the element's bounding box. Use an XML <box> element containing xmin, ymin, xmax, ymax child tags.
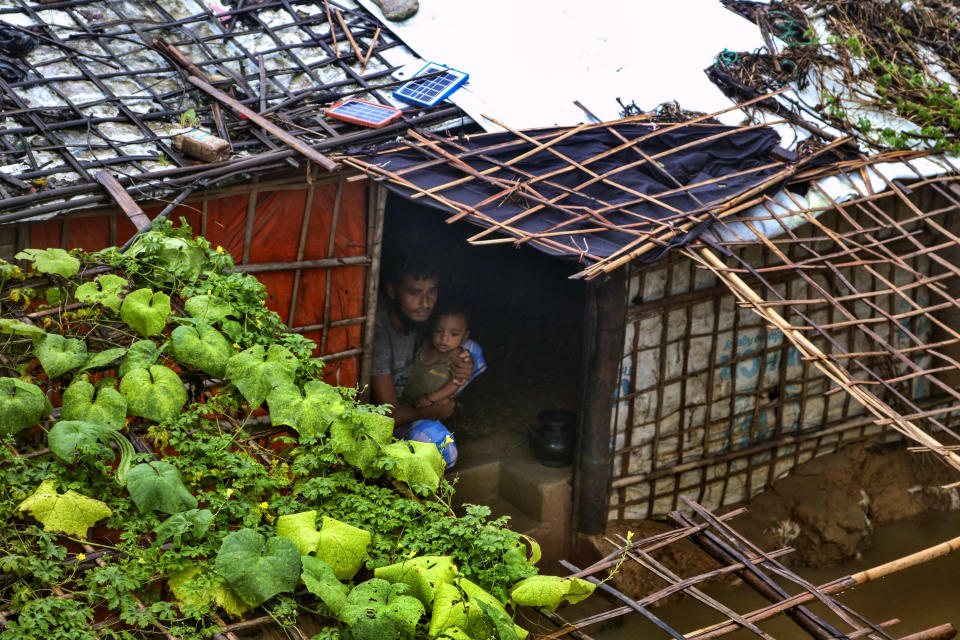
<box><xmin>370</xmin><ymin>262</ymin><xmax>473</xmax><ymax>467</ymax></box>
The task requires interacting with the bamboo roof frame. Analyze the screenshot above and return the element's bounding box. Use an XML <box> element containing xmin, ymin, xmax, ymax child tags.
<box><xmin>0</xmin><ymin>0</ymin><xmax>459</xmax><ymax>223</ymax></box>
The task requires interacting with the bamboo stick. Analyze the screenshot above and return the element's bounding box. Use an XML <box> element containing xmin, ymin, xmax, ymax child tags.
<box><xmin>360</xmin><ymin>27</ymin><xmax>380</xmax><ymax>73</ymax></box>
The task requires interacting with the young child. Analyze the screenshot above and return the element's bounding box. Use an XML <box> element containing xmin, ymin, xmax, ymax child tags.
<box><xmin>401</xmin><ymin>304</ymin><xmax>485</xmax><ymax>409</ymax></box>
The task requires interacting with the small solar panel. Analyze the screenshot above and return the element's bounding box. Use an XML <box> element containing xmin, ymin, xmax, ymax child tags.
<box><xmin>393</xmin><ymin>63</ymin><xmax>468</xmax><ymax>107</ymax></box>
<box><xmin>326</xmin><ymin>98</ymin><xmax>403</xmax><ymax>128</ymax></box>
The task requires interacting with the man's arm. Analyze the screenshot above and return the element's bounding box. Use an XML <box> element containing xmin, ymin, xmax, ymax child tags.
<box><xmin>371</xmin><ymin>374</ymin><xmax>454</xmax><ymax>423</ymax></box>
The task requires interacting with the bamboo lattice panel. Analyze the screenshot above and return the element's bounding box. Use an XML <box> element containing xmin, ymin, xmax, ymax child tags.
<box><xmin>690</xmin><ymin>161</ymin><xmax>960</xmax><ymax>479</ymax></box>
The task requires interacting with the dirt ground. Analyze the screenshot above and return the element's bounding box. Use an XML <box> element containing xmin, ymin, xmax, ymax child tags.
<box><xmin>591</xmin><ymin>441</ymin><xmax>960</xmax><ymax>604</ymax></box>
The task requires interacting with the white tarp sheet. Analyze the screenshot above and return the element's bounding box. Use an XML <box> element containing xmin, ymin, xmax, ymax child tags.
<box><xmin>356</xmin><ymin>0</ymin><xmax>765</xmax><ymax>131</ymax></box>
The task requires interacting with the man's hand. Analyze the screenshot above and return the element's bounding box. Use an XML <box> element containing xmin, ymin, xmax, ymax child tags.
<box><xmin>418</xmin><ymin>398</ymin><xmax>455</xmax><ymax>420</ymax></box>
<box><xmin>415</xmin><ymin>396</ymin><xmax>433</xmax><ymax>408</ymax></box>
<box><xmin>449</xmin><ymin>348</ymin><xmax>473</xmax><ymax>385</ymax></box>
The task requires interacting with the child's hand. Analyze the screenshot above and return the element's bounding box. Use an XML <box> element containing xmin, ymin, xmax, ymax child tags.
<box><xmin>416</xmin><ymin>396</ymin><xmax>433</xmax><ymax>408</ymax></box>
<box><xmin>449</xmin><ymin>348</ymin><xmax>473</xmax><ymax>382</ymax></box>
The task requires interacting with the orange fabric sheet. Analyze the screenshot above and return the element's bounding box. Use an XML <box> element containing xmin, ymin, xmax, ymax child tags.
<box><xmin>24</xmin><ymin>175</ymin><xmax>368</xmax><ymax>388</ymax></box>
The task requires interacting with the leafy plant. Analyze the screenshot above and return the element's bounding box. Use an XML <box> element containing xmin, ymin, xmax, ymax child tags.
<box><xmin>74</xmin><ymin>274</ymin><xmax>127</xmax><ymax>312</ymax></box>
<box><xmin>120</xmin><ymin>365</ymin><xmax>187</xmax><ymax>423</ymax></box>
<box><xmin>153</xmin><ymin>508</ymin><xmax>214</xmax><ymax>545</ymax></box>
<box><xmin>226</xmin><ymin>344</ymin><xmax>298</xmax><ymax>408</ymax></box>
<box><xmin>118</xmin><ymin>339</ymin><xmax>165</xmax><ymax>376</ymax></box>
<box><xmin>215</xmin><ymin>528</ymin><xmax>301</xmax><ymax>607</ymax></box>
<box><xmin>61</xmin><ymin>378</ymin><xmax>127</xmax><ymax>430</ymax></box>
<box><xmin>126</xmin><ymin>461</ymin><xmax>198</xmax><ymax>514</ymax></box>
<box><xmin>14</xmin><ymin>248</ymin><xmax>80</xmax><ymax>277</ymax></box>
<box><xmin>267</xmin><ymin>380</ymin><xmax>346</xmax><ymax>438</ymax></box>
<box><xmin>339</xmin><ymin>578</ymin><xmax>424</xmax><ymax>640</ymax></box>
<box><xmin>0</xmin><ymin>226</ymin><xmax>584</xmax><ymax>639</ymax></box>
<box><xmin>33</xmin><ymin>333</ymin><xmax>88</xmax><ymax>379</ymax></box>
<box><xmin>171</xmin><ymin>323</ymin><xmax>233</xmax><ymax>378</ymax></box>
<box><xmin>0</xmin><ymin>317</ymin><xmax>46</xmax><ymax>338</ymax></box>
<box><xmin>509</xmin><ymin>575</ymin><xmax>596</xmax><ymax>610</ymax></box>
<box><xmin>374</xmin><ymin>555</ymin><xmax>458</xmax><ymax>608</ymax></box>
<box><xmin>120</xmin><ymin>288</ymin><xmax>171</xmax><ymax>337</ymax></box>
<box><xmin>17</xmin><ymin>479</ymin><xmax>112</xmax><ymax>538</ymax></box>
<box><xmin>0</xmin><ymin>377</ymin><xmax>52</xmax><ymax>436</ymax></box>
<box><xmin>301</xmin><ymin>556</ymin><xmax>349</xmax><ymax>615</ymax></box>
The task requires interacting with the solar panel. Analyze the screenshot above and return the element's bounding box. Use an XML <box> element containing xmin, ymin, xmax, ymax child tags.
<box><xmin>326</xmin><ymin>98</ymin><xmax>403</xmax><ymax>128</ymax></box>
<box><xmin>393</xmin><ymin>63</ymin><xmax>469</xmax><ymax>107</ymax></box>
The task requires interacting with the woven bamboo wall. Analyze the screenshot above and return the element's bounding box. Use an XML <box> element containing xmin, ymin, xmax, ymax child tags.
<box><xmin>607</xmin><ymin>207</ymin><xmax>933</xmax><ymax>520</ymax></box>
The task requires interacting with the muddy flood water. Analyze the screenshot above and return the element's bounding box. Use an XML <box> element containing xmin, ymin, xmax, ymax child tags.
<box><xmin>590</xmin><ymin>511</ymin><xmax>960</xmax><ymax>640</ymax></box>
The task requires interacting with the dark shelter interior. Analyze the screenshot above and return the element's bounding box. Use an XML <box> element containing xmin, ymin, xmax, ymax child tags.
<box><xmin>379</xmin><ymin>193</ymin><xmax>587</xmax><ymax>470</ymax></box>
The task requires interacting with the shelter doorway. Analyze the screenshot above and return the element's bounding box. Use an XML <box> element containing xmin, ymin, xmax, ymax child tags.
<box><xmin>379</xmin><ymin>193</ymin><xmax>586</xmax><ymax>565</ymax></box>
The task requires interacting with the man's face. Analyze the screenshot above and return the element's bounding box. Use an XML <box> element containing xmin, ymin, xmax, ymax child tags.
<box><xmin>389</xmin><ymin>275</ymin><xmax>438</xmax><ymax>324</ymax></box>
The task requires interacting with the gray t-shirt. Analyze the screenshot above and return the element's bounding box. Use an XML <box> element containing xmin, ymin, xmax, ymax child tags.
<box><xmin>371</xmin><ymin>299</ymin><xmax>420</xmax><ymax>397</ymax></box>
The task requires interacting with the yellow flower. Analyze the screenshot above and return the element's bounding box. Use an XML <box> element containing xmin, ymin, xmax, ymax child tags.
<box><xmin>207</xmin><ymin>289</ymin><xmax>212</xmax><ymax>295</ymax></box>
<box><xmin>232</xmin><ymin>343</ymin><xmax>241</xmax><ymax>350</ymax></box>
<box><xmin>76</xmin><ymin>553</ymin><xmax>86</xmax><ymax>562</ymax></box>
<box><xmin>407</xmin><ymin>550</ymin><xmax>417</xmax><ymax>559</ymax></box>
<box><xmin>225</xmin><ymin>488</ymin><xmax>234</xmax><ymax>498</ymax></box>
<box><xmin>216</xmin><ymin>246</ymin><xmax>225</xmax><ymax>254</ymax></box>
<box><xmin>260</xmin><ymin>501</ymin><xmax>269</xmax><ymax>510</ymax></box>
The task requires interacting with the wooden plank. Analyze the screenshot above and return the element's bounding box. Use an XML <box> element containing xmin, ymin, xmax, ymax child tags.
<box><xmin>95</xmin><ymin>170</ymin><xmax>151</xmax><ymax>231</ymax></box>
<box><xmin>187</xmin><ymin>76</ymin><xmax>338</xmax><ymax>171</ymax></box>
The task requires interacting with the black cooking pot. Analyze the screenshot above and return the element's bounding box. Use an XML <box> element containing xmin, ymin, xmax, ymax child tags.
<box><xmin>522</xmin><ymin>409</ymin><xmax>576</xmax><ymax>467</ymax></box>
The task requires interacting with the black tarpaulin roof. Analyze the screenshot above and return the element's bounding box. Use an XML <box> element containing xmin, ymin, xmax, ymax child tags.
<box><xmin>345</xmin><ymin>118</ymin><xmax>797</xmax><ymax>278</ymax></box>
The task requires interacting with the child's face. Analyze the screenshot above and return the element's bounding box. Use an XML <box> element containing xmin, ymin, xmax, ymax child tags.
<box><xmin>431</xmin><ymin>313</ymin><xmax>469</xmax><ymax>353</ymax></box>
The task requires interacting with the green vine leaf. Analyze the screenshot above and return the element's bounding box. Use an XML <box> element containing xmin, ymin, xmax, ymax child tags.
<box><xmin>74</xmin><ymin>274</ymin><xmax>127</xmax><ymax>312</ymax></box>
<box><xmin>329</xmin><ymin>409</ymin><xmax>393</xmax><ymax>479</ymax></box>
<box><xmin>80</xmin><ymin>347</ymin><xmax>127</xmax><ymax>372</ymax></box>
<box><xmin>381</xmin><ymin>439</ymin><xmax>445</xmax><ymax>497</ymax></box>
<box><xmin>171</xmin><ymin>323</ymin><xmax>233</xmax><ymax>378</ymax></box>
<box><xmin>0</xmin><ymin>378</ymin><xmax>52</xmax><ymax>436</ymax></box>
<box><xmin>0</xmin><ymin>318</ymin><xmax>45</xmax><ymax>338</ymax></box>
<box><xmin>316</xmin><ymin>516</ymin><xmax>372</xmax><ymax>581</ymax></box>
<box><xmin>184</xmin><ymin>295</ymin><xmax>236</xmax><ymax>323</ymax></box>
<box><xmin>47</xmin><ymin>420</ymin><xmax>113</xmax><ymax>463</ymax></box>
<box><xmin>17</xmin><ymin>478</ymin><xmax>111</xmax><ymax>538</ymax></box>
<box><xmin>374</xmin><ymin>555</ymin><xmax>458</xmax><ymax>608</ymax></box>
<box><xmin>120</xmin><ymin>288</ymin><xmax>171</xmax><ymax>337</ymax></box>
<box><xmin>431</xmin><ymin>578</ymin><xmax>522</xmax><ymax>639</ymax></box>
<box><xmin>126</xmin><ymin>461</ymin><xmax>198</xmax><ymax>514</ymax></box>
<box><xmin>153</xmin><ymin>508</ymin><xmax>214</xmax><ymax>546</ymax></box>
<box><xmin>33</xmin><ymin>333</ymin><xmax>88</xmax><ymax>379</ymax></box>
<box><xmin>225</xmin><ymin>344</ymin><xmax>297</xmax><ymax>408</ymax></box>
<box><xmin>509</xmin><ymin>575</ymin><xmax>596</xmax><ymax>610</ymax></box>
<box><xmin>301</xmin><ymin>556</ymin><xmax>349</xmax><ymax>616</ymax></box>
<box><xmin>475</xmin><ymin>599</ymin><xmax>521</xmax><ymax>640</ymax></box>
<box><xmin>214</xmin><ymin>528</ymin><xmax>301</xmax><ymax>607</ymax></box>
<box><xmin>267</xmin><ymin>380</ymin><xmax>346</xmax><ymax>438</ymax></box>
<box><xmin>118</xmin><ymin>340</ymin><xmax>165</xmax><ymax>377</ymax></box>
<box><xmin>339</xmin><ymin>578</ymin><xmax>424</xmax><ymax>640</ymax></box>
<box><xmin>120</xmin><ymin>365</ymin><xmax>187</xmax><ymax>423</ymax></box>
<box><xmin>276</xmin><ymin>509</ymin><xmax>322</xmax><ymax>556</ymax></box>
<box><xmin>168</xmin><ymin>565</ymin><xmax>250</xmax><ymax>618</ymax></box>
<box><xmin>62</xmin><ymin>379</ymin><xmax>126</xmax><ymax>430</ymax></box>
<box><xmin>15</xmin><ymin>248</ymin><xmax>80</xmax><ymax>277</ymax></box>
<box><xmin>127</xmin><ymin>232</ymin><xmax>205</xmax><ymax>284</ymax></box>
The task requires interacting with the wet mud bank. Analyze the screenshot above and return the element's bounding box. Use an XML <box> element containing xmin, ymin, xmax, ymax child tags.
<box><xmin>593</xmin><ymin>441</ymin><xmax>960</xmax><ymax>602</ymax></box>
